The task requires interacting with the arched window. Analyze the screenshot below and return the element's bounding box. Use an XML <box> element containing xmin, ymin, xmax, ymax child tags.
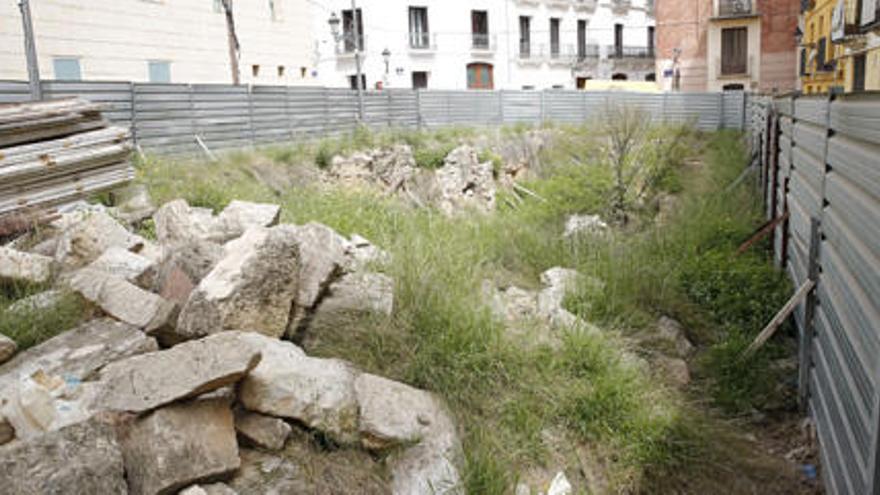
<box><xmin>467</xmin><ymin>63</ymin><xmax>494</xmax><ymax>90</ymax></box>
<box><xmin>645</xmin><ymin>73</ymin><xmax>656</xmax><ymax>82</ymax></box>
<box><xmin>612</xmin><ymin>73</ymin><xmax>628</xmax><ymax>81</ymax></box>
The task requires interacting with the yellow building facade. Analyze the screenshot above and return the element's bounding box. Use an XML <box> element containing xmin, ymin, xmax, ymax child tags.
<box><xmin>800</xmin><ymin>0</ymin><xmax>880</xmax><ymax>93</ymax></box>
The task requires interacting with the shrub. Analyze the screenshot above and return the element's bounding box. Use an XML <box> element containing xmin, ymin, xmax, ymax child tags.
<box><xmin>414</xmin><ymin>145</ymin><xmax>454</xmax><ymax>169</ymax></box>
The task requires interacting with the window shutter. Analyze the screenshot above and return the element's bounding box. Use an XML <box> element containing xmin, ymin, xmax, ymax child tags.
<box><xmin>862</xmin><ymin>0</ymin><xmax>877</xmax><ymax>25</ymax></box>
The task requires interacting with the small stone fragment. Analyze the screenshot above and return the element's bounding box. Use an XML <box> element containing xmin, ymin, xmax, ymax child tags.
<box><xmin>0</xmin><ymin>246</ymin><xmax>52</xmax><ymax>285</ymax></box>
<box><xmin>234</xmin><ymin>409</ymin><xmax>292</xmax><ymax>451</ymax></box>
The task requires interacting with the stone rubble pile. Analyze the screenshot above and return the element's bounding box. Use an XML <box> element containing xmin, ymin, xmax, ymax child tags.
<box><xmin>0</xmin><ymin>192</ymin><xmax>463</xmax><ymax>495</ymax></box>
<box><xmin>325</xmin><ymin>144</ymin><xmax>499</xmax><ymax>216</ymax></box>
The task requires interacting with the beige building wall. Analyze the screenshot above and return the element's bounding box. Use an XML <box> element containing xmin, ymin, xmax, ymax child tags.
<box><xmin>0</xmin><ymin>0</ymin><xmax>316</xmax><ymax>85</ymax></box>
<box><xmin>706</xmin><ymin>17</ymin><xmax>762</xmax><ymax>92</ymax></box>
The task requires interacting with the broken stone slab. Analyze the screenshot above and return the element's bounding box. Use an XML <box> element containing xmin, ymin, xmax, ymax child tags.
<box><xmin>234</xmin><ymin>409</ymin><xmax>292</xmax><ymax>451</ymax></box>
<box><xmin>68</xmin><ymin>268</ymin><xmax>177</xmax><ymax>334</ymax></box>
<box><xmin>656</xmin><ymin>316</ymin><xmax>695</xmax><ymax>358</ymax></box>
<box><xmin>151</xmin><ymin>239</ymin><xmax>224</xmax><ymax>309</ymax></box>
<box><xmin>343</xmin><ymin>233</ymin><xmax>392</xmax><ymax>272</ymax></box>
<box><xmin>54</xmin><ymin>210</ymin><xmax>159</xmax><ymax>269</ymax></box>
<box><xmin>563</xmin><ymin>214</ymin><xmax>608</xmax><ymax>238</ymax></box>
<box><xmin>0</xmin><ymin>334</ymin><xmax>15</xmax><ymax>365</ymax></box>
<box><xmin>118</xmin><ymin>398</ymin><xmax>240</xmax><ymax>495</ymax></box>
<box><xmin>0</xmin><ymin>318</ymin><xmax>157</xmax><ymax>393</ymax></box>
<box><xmin>238</xmin><ymin>333</ymin><xmax>359</xmax><ymax>444</ymax></box>
<box><xmin>1</xmin><ymin>370</ymin><xmax>103</xmax><ymax>440</ymax></box>
<box><xmin>154</xmin><ymin>199</ymin><xmax>221</xmax><ymax>246</ymax></box>
<box><xmin>93</xmin><ymin>331</ymin><xmax>261</xmax><ymax>413</ymax></box>
<box><xmin>177</xmin><ymin>226</ymin><xmax>300</xmax><ymax>340</ymax></box>
<box><xmin>0</xmin><ymin>246</ymin><xmax>53</xmax><ymax>285</ymax></box>
<box><xmin>354</xmin><ymin>373</ymin><xmax>458</xmax><ymax>451</ymax></box>
<box><xmin>354</xmin><ymin>373</ymin><xmax>464</xmax><ymax>494</ymax></box>
<box><xmin>214</xmin><ymin>201</ymin><xmax>281</xmax><ymax>242</ymax></box>
<box><xmin>114</xmin><ymin>184</ymin><xmax>156</xmax><ymax>224</ymax></box>
<box><xmin>436</xmin><ymin>145</ymin><xmax>496</xmax><ymax>216</ymax></box>
<box><xmin>85</xmin><ymin>246</ymin><xmax>157</xmax><ymax>288</ymax></box>
<box><xmin>292</xmin><ymin>222</ymin><xmax>348</xmax><ymax>309</ymax></box>
<box><xmin>0</xmin><ymin>416</ymin><xmax>128</xmax><ymax>494</ymax></box>
<box><xmin>314</xmin><ymin>272</ymin><xmax>394</xmax><ymax>319</ymax></box>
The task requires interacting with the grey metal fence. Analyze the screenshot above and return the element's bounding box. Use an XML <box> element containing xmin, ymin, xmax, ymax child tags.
<box><xmin>749</xmin><ymin>92</ymin><xmax>880</xmax><ymax>495</ymax></box>
<box><xmin>0</xmin><ymin>80</ymin><xmax>746</xmax><ymax>156</ymax></box>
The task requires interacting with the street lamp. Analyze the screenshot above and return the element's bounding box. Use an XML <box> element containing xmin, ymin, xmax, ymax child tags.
<box><xmin>382</xmin><ymin>48</ymin><xmax>391</xmax><ymax>87</ymax></box>
<box><xmin>328</xmin><ymin>5</ymin><xmax>365</xmax><ymax>122</ymax></box>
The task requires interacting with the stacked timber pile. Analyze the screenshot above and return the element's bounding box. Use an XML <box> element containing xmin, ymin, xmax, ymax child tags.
<box><xmin>0</xmin><ymin>98</ymin><xmax>133</xmax><ymax>219</ymax></box>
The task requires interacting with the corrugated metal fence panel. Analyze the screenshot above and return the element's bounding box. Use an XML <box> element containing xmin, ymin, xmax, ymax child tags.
<box><xmin>502</xmin><ymin>90</ymin><xmax>541</xmax><ymax>124</ymax></box>
<box><xmin>190</xmin><ymin>84</ymin><xmax>253</xmax><ymax>151</ymax></box>
<box><xmin>664</xmin><ymin>93</ymin><xmax>722</xmax><ymax>130</ymax></box>
<box><xmin>0</xmin><ymin>80</ymin><xmax>35</xmax><ymax>103</ymax></box>
<box><xmin>723</xmin><ymin>91</ymin><xmax>745</xmax><ymax>129</ymax></box>
<box><xmin>133</xmin><ymin>83</ymin><xmax>197</xmax><ymax>155</ymax></box>
<box><xmin>0</xmin><ymin>81</ymin><xmax>751</xmax><ymax>153</ymax></box>
<box><xmin>41</xmin><ymin>80</ymin><xmax>134</xmax><ymax>127</ymax></box>
<box><xmin>754</xmin><ymin>92</ymin><xmax>880</xmax><ymax>495</ymax></box>
<box><xmin>544</xmin><ymin>91</ymin><xmax>585</xmax><ymax>123</ymax></box>
<box><xmin>288</xmin><ymin>87</ymin><xmax>328</xmax><ymax>138</ymax></box>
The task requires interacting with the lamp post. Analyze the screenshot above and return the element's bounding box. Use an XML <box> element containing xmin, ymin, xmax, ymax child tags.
<box><xmin>328</xmin><ymin>3</ymin><xmax>365</xmax><ymax>122</ymax></box>
<box><xmin>18</xmin><ymin>0</ymin><xmax>41</xmax><ymax>100</ymax></box>
<box><xmin>381</xmin><ymin>48</ymin><xmax>391</xmax><ymax>88</ymax></box>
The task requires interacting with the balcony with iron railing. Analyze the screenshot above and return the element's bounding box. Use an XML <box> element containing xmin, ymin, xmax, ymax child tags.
<box><xmin>407</xmin><ymin>32</ymin><xmax>437</xmax><ymax>52</ymax></box>
<box><xmin>713</xmin><ymin>0</ymin><xmax>758</xmax><ymax>19</ymax></box>
<box><xmin>517</xmin><ymin>42</ymin><xmax>546</xmax><ymax>63</ymax></box>
<box><xmin>607</xmin><ymin>45</ymin><xmax>655</xmax><ymax>59</ymax></box>
<box><xmin>548</xmin><ymin>44</ymin><xmax>577</xmax><ymax>65</ymax></box>
<box><xmin>471</xmin><ymin>33</ymin><xmax>497</xmax><ymax>52</ymax></box>
<box><xmin>337</xmin><ymin>34</ymin><xmax>366</xmax><ymax>55</ymax></box>
<box><xmin>716</xmin><ymin>55</ymin><xmax>754</xmax><ymax>78</ymax></box>
<box><xmin>576</xmin><ymin>44</ymin><xmax>601</xmax><ymax>60</ymax></box>
<box><xmin>546</xmin><ymin>0</ymin><xmax>571</xmax><ymax>9</ymax></box>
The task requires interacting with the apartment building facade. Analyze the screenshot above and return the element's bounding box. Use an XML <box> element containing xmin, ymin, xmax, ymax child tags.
<box><xmin>799</xmin><ymin>0</ymin><xmax>880</xmax><ymax>93</ymax></box>
<box><xmin>0</xmin><ymin>0</ymin><xmax>316</xmax><ymax>85</ymax></box>
<box><xmin>655</xmin><ymin>0</ymin><xmax>801</xmax><ymax>93</ymax></box>
<box><xmin>312</xmin><ymin>0</ymin><xmax>656</xmax><ymax>90</ymax></box>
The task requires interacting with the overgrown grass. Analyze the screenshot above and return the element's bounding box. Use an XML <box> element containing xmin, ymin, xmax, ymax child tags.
<box><xmin>135</xmin><ymin>123</ymin><xmax>797</xmax><ymax>492</ymax></box>
<box><xmin>0</xmin><ymin>285</ymin><xmax>89</xmax><ymax>350</ymax></box>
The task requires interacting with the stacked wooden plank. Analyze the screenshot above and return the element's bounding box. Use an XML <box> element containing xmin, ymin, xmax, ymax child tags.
<box><xmin>0</xmin><ymin>98</ymin><xmax>133</xmax><ymax>216</ymax></box>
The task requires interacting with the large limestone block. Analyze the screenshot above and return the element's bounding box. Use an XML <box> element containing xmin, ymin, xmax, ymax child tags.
<box><xmin>177</xmin><ymin>226</ymin><xmax>300</xmax><ymax>340</ymax></box>
<box><xmin>238</xmin><ymin>333</ymin><xmax>359</xmax><ymax>443</ymax></box>
<box><xmin>0</xmin><ymin>417</ymin><xmax>128</xmax><ymax>494</ymax></box>
<box><xmin>315</xmin><ymin>272</ymin><xmax>394</xmax><ymax>318</ymax></box>
<box><xmin>234</xmin><ymin>409</ymin><xmax>291</xmax><ymax>451</ymax></box>
<box><xmin>54</xmin><ymin>210</ymin><xmax>156</xmax><ymax>269</ymax></box>
<box><xmin>154</xmin><ymin>199</ymin><xmax>221</xmax><ymax>246</ymax></box>
<box><xmin>114</xmin><ymin>184</ymin><xmax>156</xmax><ymax>224</ymax></box>
<box><xmin>94</xmin><ymin>332</ymin><xmax>261</xmax><ymax>413</ymax></box>
<box><xmin>215</xmin><ymin>200</ymin><xmax>281</xmax><ymax>242</ymax></box>
<box><xmin>292</xmin><ymin>222</ymin><xmax>348</xmax><ymax>309</ymax></box>
<box><xmin>354</xmin><ymin>373</ymin><xmax>463</xmax><ymax>494</ymax></box>
<box><xmin>0</xmin><ymin>246</ymin><xmax>53</xmax><ymax>285</ymax></box>
<box><xmin>68</xmin><ymin>268</ymin><xmax>176</xmax><ymax>333</ymax></box>
<box><xmin>86</xmin><ymin>246</ymin><xmax>157</xmax><ymax>288</ymax></box>
<box><xmin>118</xmin><ymin>398</ymin><xmax>240</xmax><ymax>495</ymax></box>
